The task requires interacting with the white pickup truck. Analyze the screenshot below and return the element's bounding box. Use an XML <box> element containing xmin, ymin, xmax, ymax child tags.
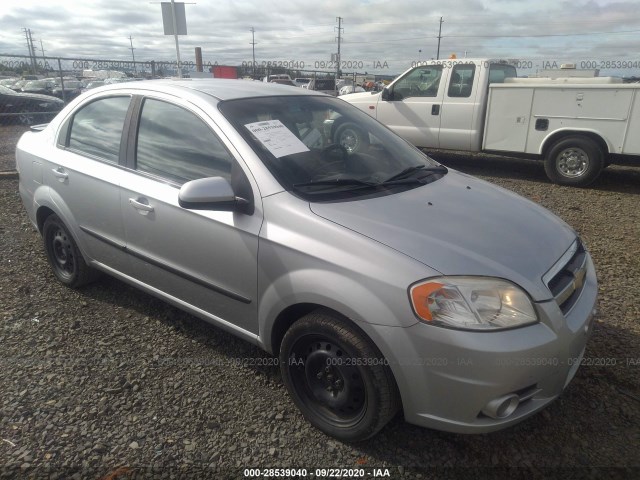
<box><xmin>341</xmin><ymin>59</ymin><xmax>640</xmax><ymax>186</ymax></box>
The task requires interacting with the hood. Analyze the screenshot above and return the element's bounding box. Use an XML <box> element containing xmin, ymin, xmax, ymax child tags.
<box><xmin>341</xmin><ymin>91</ymin><xmax>379</xmax><ymax>101</ymax></box>
<box><xmin>17</xmin><ymin>92</ymin><xmax>63</xmax><ymax>104</ymax></box>
<box><xmin>309</xmin><ymin>170</ymin><xmax>575</xmax><ymax>301</ymax></box>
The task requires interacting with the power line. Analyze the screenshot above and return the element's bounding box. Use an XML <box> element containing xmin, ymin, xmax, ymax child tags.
<box><xmin>446</xmin><ymin>29</ymin><xmax>640</xmax><ymax>38</ymax></box>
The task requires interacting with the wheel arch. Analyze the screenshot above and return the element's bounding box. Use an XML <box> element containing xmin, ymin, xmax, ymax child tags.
<box><xmin>259</xmin><ymin>269</ymin><xmax>414</xmax><ymax>355</ymax></box>
<box><xmin>34</xmin><ymin>189</ymin><xmax>92</xmax><ymax>264</ymax></box>
<box><xmin>268</xmin><ymin>303</ymin><xmax>382</xmax><ymax>357</ymax></box>
<box><xmin>36</xmin><ymin>205</ymin><xmax>56</xmax><ymax>234</ymax></box>
<box><xmin>540</xmin><ymin>129</ymin><xmax>610</xmax><ymax>158</ymax></box>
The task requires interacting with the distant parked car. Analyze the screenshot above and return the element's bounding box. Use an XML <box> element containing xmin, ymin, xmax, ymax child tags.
<box><xmin>84</xmin><ymin>80</ymin><xmax>105</xmax><ymax>90</ymax></box>
<box><xmin>306</xmin><ymin>78</ymin><xmax>337</xmax><ymax>95</ymax></box>
<box><xmin>52</xmin><ymin>80</ymin><xmax>84</xmax><ymax>101</ymax></box>
<box><xmin>294</xmin><ymin>77</ymin><xmax>311</xmax><ymax>87</ymax></box>
<box><xmin>262</xmin><ymin>74</ymin><xmax>294</xmax><ymax>84</ymax></box>
<box><xmin>0</xmin><ymin>78</ymin><xmax>20</xmax><ymax>88</ymax></box>
<box><xmin>0</xmin><ymin>84</ymin><xmax>63</xmax><ymax>125</ymax></box>
<box><xmin>339</xmin><ymin>85</ymin><xmax>366</xmax><ymax>96</ymax></box>
<box><xmin>21</xmin><ymin>80</ymin><xmax>55</xmax><ymax>96</ymax></box>
<box><xmin>10</xmin><ymin>80</ymin><xmax>27</xmax><ymax>92</ymax></box>
<box><xmin>103</xmin><ymin>77</ymin><xmax>135</xmax><ymax>85</ymax></box>
<box><xmin>269</xmin><ymin>79</ymin><xmax>297</xmax><ymax>87</ymax></box>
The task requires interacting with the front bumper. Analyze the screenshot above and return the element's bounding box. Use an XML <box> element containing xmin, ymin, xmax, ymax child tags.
<box><xmin>361</xmin><ymin>253</ymin><xmax>598</xmax><ymax>433</ymax></box>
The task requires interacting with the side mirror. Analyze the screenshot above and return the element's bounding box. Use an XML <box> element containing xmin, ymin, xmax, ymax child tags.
<box><xmin>381</xmin><ymin>87</ymin><xmax>393</xmax><ymax>101</ymax></box>
<box><xmin>178</xmin><ymin>176</ymin><xmax>251</xmax><ymax>214</ymax></box>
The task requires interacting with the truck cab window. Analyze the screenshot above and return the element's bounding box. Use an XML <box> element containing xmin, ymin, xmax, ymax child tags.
<box><xmin>393</xmin><ymin>66</ymin><xmax>443</xmax><ymax>100</ymax></box>
<box><xmin>448</xmin><ymin>65</ymin><xmax>476</xmax><ymax>98</ymax></box>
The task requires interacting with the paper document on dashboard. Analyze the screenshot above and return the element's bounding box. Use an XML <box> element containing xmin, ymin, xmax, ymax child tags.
<box><xmin>245</xmin><ymin>120</ymin><xmax>310</xmax><ymax>158</ymax></box>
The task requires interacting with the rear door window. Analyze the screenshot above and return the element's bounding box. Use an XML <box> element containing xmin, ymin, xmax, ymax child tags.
<box><xmin>67</xmin><ymin>96</ymin><xmax>131</xmax><ymax>163</ymax></box>
<box><xmin>447</xmin><ymin>64</ymin><xmax>476</xmax><ymax>98</ymax></box>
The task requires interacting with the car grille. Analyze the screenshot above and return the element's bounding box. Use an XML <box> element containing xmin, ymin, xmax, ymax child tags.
<box><xmin>544</xmin><ymin>239</ymin><xmax>588</xmax><ymax>315</ymax></box>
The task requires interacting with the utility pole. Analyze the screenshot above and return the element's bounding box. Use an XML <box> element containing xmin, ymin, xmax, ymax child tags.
<box><xmin>128</xmin><ymin>35</ymin><xmax>137</xmax><ymax>73</ymax></box>
<box><xmin>23</xmin><ymin>28</ymin><xmax>37</xmax><ymax>74</ymax></box>
<box><xmin>22</xmin><ymin>28</ymin><xmax>31</xmax><ymax>60</ymax></box>
<box><xmin>28</xmin><ymin>29</ymin><xmax>37</xmax><ymax>73</ymax></box>
<box><xmin>335</xmin><ymin>16</ymin><xmax>343</xmax><ymax>90</ymax></box>
<box><xmin>39</xmin><ymin>39</ymin><xmax>46</xmax><ymax>60</ymax></box>
<box><xmin>436</xmin><ymin>16</ymin><xmax>443</xmax><ymax>60</ymax></box>
<box><xmin>250</xmin><ymin>27</ymin><xmax>257</xmax><ymax>77</ymax></box>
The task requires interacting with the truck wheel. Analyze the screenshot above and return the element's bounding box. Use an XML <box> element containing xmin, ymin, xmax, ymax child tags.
<box><xmin>334</xmin><ymin>123</ymin><xmax>369</xmax><ymax>155</ymax></box>
<box><xmin>279</xmin><ymin>310</ymin><xmax>399</xmax><ymax>442</ymax></box>
<box><xmin>544</xmin><ymin>136</ymin><xmax>604</xmax><ymax>187</ymax></box>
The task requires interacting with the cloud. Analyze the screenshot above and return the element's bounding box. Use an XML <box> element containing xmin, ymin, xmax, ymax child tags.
<box><xmin>0</xmin><ymin>0</ymin><xmax>638</xmax><ymax>75</ymax></box>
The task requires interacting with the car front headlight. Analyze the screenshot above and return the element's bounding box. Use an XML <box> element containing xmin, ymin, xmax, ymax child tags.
<box><xmin>409</xmin><ymin>277</ymin><xmax>538</xmax><ymax>331</ymax></box>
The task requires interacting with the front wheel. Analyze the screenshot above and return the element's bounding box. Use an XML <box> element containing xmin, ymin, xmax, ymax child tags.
<box><xmin>544</xmin><ymin>136</ymin><xmax>605</xmax><ymax>186</ymax></box>
<box><xmin>43</xmin><ymin>214</ymin><xmax>100</xmax><ymax>288</ymax></box>
<box><xmin>279</xmin><ymin>311</ymin><xmax>399</xmax><ymax>441</ymax></box>
<box><xmin>18</xmin><ymin>109</ymin><xmax>36</xmax><ymax>126</ymax></box>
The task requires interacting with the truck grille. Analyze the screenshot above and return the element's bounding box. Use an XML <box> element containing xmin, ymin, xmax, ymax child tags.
<box><xmin>544</xmin><ymin>239</ymin><xmax>588</xmax><ymax>315</ymax></box>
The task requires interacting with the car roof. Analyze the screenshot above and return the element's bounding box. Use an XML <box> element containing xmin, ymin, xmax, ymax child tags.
<box><xmin>96</xmin><ymin>78</ymin><xmax>323</xmax><ymax>102</ymax></box>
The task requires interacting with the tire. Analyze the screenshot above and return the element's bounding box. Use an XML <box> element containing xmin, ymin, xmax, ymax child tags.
<box><xmin>544</xmin><ymin>136</ymin><xmax>605</xmax><ymax>187</ymax></box>
<box><xmin>42</xmin><ymin>214</ymin><xmax>100</xmax><ymax>288</ymax></box>
<box><xmin>279</xmin><ymin>310</ymin><xmax>399</xmax><ymax>441</ymax></box>
<box><xmin>18</xmin><ymin>109</ymin><xmax>36</xmax><ymax>126</ymax></box>
<box><xmin>334</xmin><ymin>123</ymin><xmax>369</xmax><ymax>155</ymax></box>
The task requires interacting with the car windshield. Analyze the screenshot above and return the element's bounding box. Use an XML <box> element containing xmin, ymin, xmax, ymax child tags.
<box><xmin>0</xmin><ymin>85</ymin><xmax>16</xmax><ymax>94</ymax></box>
<box><xmin>24</xmin><ymin>81</ymin><xmax>49</xmax><ymax>89</ymax></box>
<box><xmin>219</xmin><ymin>95</ymin><xmax>446</xmax><ymax>201</ymax></box>
<box><xmin>61</xmin><ymin>81</ymin><xmax>83</xmax><ymax>88</ymax></box>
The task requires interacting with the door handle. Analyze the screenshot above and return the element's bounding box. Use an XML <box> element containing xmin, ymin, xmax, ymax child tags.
<box><xmin>431</xmin><ymin>105</ymin><xmax>440</xmax><ymax>115</ymax></box>
<box><xmin>51</xmin><ymin>167</ymin><xmax>68</xmax><ymax>181</ymax></box>
<box><xmin>129</xmin><ymin>197</ymin><xmax>154</xmax><ymax>215</ymax></box>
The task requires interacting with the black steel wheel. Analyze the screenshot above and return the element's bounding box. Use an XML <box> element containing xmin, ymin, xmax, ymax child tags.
<box><xmin>280</xmin><ymin>311</ymin><xmax>399</xmax><ymax>441</ymax></box>
<box><xmin>42</xmin><ymin>214</ymin><xmax>99</xmax><ymax>288</ymax></box>
<box><xmin>18</xmin><ymin>109</ymin><xmax>36</xmax><ymax>126</ymax></box>
<box><xmin>544</xmin><ymin>135</ymin><xmax>605</xmax><ymax>186</ymax></box>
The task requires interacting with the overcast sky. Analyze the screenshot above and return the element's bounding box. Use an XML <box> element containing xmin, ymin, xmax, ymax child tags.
<box><xmin>1</xmin><ymin>0</ymin><xmax>639</xmax><ymax>75</ymax></box>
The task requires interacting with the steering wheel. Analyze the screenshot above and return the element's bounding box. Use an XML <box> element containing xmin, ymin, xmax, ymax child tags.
<box><xmin>308</xmin><ymin>144</ymin><xmax>349</xmax><ymax>179</ymax></box>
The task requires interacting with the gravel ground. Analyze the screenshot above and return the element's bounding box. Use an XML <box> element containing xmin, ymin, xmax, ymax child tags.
<box><xmin>0</xmin><ymin>125</ymin><xmax>28</xmax><ymax>172</ymax></box>
<box><xmin>1</xmin><ymin>124</ymin><xmax>639</xmax><ymax>479</ymax></box>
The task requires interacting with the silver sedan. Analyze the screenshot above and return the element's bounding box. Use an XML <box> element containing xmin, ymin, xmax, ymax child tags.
<box><xmin>16</xmin><ymin>79</ymin><xmax>597</xmax><ymax>441</ymax></box>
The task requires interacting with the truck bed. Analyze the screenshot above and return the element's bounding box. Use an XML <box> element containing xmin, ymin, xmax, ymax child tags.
<box><xmin>483</xmin><ymin>83</ymin><xmax>640</xmax><ymax>156</ymax></box>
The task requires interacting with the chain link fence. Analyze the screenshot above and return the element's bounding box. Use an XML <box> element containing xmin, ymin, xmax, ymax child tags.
<box><xmin>0</xmin><ymin>53</ymin><xmax>377</xmax><ymax>126</ymax></box>
<box><xmin>1</xmin><ymin>53</ymin><xmax>364</xmax><ymax>125</ymax></box>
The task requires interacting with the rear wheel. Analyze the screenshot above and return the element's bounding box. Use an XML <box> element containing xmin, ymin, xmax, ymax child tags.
<box><xmin>544</xmin><ymin>136</ymin><xmax>605</xmax><ymax>186</ymax></box>
<box><xmin>43</xmin><ymin>214</ymin><xmax>100</xmax><ymax>288</ymax></box>
<box><xmin>279</xmin><ymin>311</ymin><xmax>399</xmax><ymax>441</ymax></box>
<box><xmin>334</xmin><ymin>123</ymin><xmax>369</xmax><ymax>155</ymax></box>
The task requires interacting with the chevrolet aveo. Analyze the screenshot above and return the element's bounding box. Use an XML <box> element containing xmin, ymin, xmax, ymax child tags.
<box><xmin>16</xmin><ymin>79</ymin><xmax>597</xmax><ymax>441</ymax></box>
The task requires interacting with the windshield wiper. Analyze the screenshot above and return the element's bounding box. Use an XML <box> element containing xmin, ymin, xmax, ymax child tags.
<box><xmin>382</xmin><ymin>164</ymin><xmax>447</xmax><ymax>184</ymax></box>
<box><xmin>293</xmin><ymin>178</ymin><xmax>378</xmax><ymax>192</ymax></box>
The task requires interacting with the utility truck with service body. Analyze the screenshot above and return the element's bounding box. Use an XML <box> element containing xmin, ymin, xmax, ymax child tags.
<box><xmin>341</xmin><ymin>59</ymin><xmax>640</xmax><ymax>186</ymax></box>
